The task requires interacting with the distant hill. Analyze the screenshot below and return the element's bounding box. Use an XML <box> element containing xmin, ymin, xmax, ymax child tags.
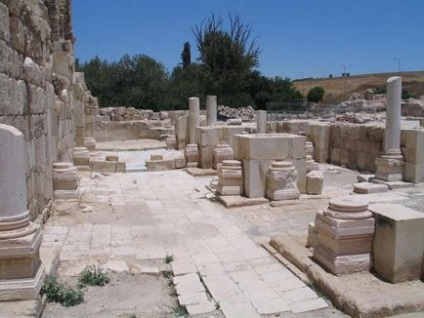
<box><xmin>293</xmin><ymin>71</ymin><xmax>424</xmax><ymax>103</ymax></box>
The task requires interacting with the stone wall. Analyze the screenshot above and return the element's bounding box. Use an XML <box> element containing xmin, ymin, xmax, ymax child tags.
<box><xmin>0</xmin><ymin>0</ymin><xmax>77</xmax><ymax>219</ymax></box>
<box><xmin>272</xmin><ymin>119</ymin><xmax>424</xmax><ymax>181</ymax></box>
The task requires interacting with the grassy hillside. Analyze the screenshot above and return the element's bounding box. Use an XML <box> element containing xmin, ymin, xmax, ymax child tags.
<box><xmin>293</xmin><ymin>71</ymin><xmax>424</xmax><ymax>103</ymax></box>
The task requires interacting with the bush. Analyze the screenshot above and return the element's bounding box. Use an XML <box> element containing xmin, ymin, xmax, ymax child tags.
<box><xmin>43</xmin><ymin>276</ymin><xmax>84</xmax><ymax>307</ymax></box>
<box><xmin>307</xmin><ymin>86</ymin><xmax>325</xmax><ymax>103</ymax></box>
<box><xmin>78</xmin><ymin>265</ymin><xmax>110</xmax><ymax>288</ymax></box>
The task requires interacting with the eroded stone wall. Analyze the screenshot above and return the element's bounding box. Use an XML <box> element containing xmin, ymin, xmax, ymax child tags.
<box><xmin>0</xmin><ymin>0</ymin><xmax>76</xmax><ymax>219</ymax></box>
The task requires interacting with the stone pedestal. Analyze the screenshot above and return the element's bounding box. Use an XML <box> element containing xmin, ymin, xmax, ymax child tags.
<box><xmin>53</xmin><ymin>162</ymin><xmax>79</xmax><ymax>199</ymax></box>
<box><xmin>217</xmin><ymin>160</ymin><xmax>243</xmax><ymax>196</ymax></box>
<box><xmin>206</xmin><ymin>95</ymin><xmax>217</xmax><ymax>126</ymax></box>
<box><xmin>307</xmin><ymin>170</ymin><xmax>324</xmax><ymax>194</ymax></box>
<box><xmin>73</xmin><ymin>147</ymin><xmax>89</xmax><ymax>166</ymax></box>
<box><xmin>0</xmin><ymin>124</ymin><xmax>45</xmax><ymax>300</ymax></box>
<box><xmin>213</xmin><ymin>144</ymin><xmax>234</xmax><ymax>170</ymax></box>
<box><xmin>165</xmin><ymin>135</ymin><xmax>177</xmax><ymax>150</ymax></box>
<box><xmin>375</xmin><ymin>76</ymin><xmax>405</xmax><ymax>181</ymax></box>
<box><xmin>266</xmin><ymin>161</ymin><xmax>300</xmax><ymax>200</ymax></box>
<box><xmin>189</xmin><ymin>97</ymin><xmax>200</xmax><ymax>144</ymax></box>
<box><xmin>257</xmin><ymin>110</ymin><xmax>267</xmax><ymax>134</ymax></box>
<box><xmin>237</xmin><ymin>133</ymin><xmax>307</xmax><ymax>197</ymax></box>
<box><xmin>306</xmin><ymin>155</ymin><xmax>319</xmax><ymax>173</ymax></box>
<box><xmin>185</xmin><ymin>143</ymin><xmax>199</xmax><ymax>168</ymax></box>
<box><xmin>311</xmin><ymin>196</ymin><xmax>374</xmax><ymax>274</ymax></box>
<box><xmin>84</xmin><ymin>137</ymin><xmax>96</xmax><ymax>151</ymax></box>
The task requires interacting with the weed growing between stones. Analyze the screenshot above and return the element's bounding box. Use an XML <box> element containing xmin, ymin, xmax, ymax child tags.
<box><xmin>164</xmin><ymin>254</ymin><xmax>174</xmax><ymax>264</ymax></box>
<box><xmin>78</xmin><ymin>265</ymin><xmax>110</xmax><ymax>288</ymax></box>
<box><xmin>42</xmin><ymin>275</ymin><xmax>84</xmax><ymax>307</ymax></box>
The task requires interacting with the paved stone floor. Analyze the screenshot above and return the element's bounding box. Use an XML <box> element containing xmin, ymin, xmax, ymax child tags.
<box><xmin>41</xmin><ymin>147</ymin><xmax>424</xmax><ymax>317</ymax></box>
<box><xmin>42</xmin><ymin>168</ymin><xmax>333</xmax><ymax>317</ymax></box>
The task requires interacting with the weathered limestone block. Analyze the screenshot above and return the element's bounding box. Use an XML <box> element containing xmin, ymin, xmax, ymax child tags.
<box><xmin>227</xmin><ymin>118</ymin><xmax>242</xmax><ymax>125</ymax></box>
<box><xmin>405</xmin><ymin>163</ymin><xmax>424</xmax><ymax>184</ymax></box>
<box><xmin>308</xmin><ymin>123</ymin><xmax>330</xmax><ymax>162</ymax></box>
<box><xmin>173</xmin><ymin>152</ymin><xmax>187</xmax><ymax>169</ymax></box>
<box><xmin>116</xmin><ymin>161</ymin><xmax>126</xmax><ymax>173</ymax></box>
<box><xmin>189</xmin><ymin>97</ymin><xmax>200</xmax><ymax>144</ymax></box>
<box><xmin>198</xmin><ymin>127</ymin><xmax>220</xmax><ymax>169</ymax></box>
<box><xmin>89</xmin><ymin>160</ymin><xmax>116</xmax><ymax>173</ymax></box>
<box><xmin>370</xmin><ymin>203</ymin><xmax>424</xmax><ymax>283</ymax></box>
<box><xmin>165</xmin><ymin>135</ymin><xmax>176</xmax><ymax>150</ymax></box>
<box><xmin>307</xmin><ymin>170</ymin><xmax>324</xmax><ymax>195</ymax></box>
<box><xmin>105</xmin><ymin>155</ymin><xmax>119</xmax><ymax>162</ymax></box>
<box><xmin>217</xmin><ymin>160</ymin><xmax>243</xmax><ymax>196</ymax></box>
<box><xmin>353</xmin><ymin>182</ymin><xmax>388</xmax><ymax>194</ymax></box>
<box><xmin>304</xmin><ymin>141</ymin><xmax>314</xmax><ymax>157</ymax></box>
<box><xmin>185</xmin><ymin>143</ymin><xmax>199</xmax><ymax>168</ymax></box>
<box><xmin>84</xmin><ymin>137</ymin><xmax>96</xmax><ymax>151</ymax></box>
<box><xmin>0</xmin><ymin>124</ymin><xmax>45</xmax><ymax>300</ymax></box>
<box><xmin>145</xmin><ymin>158</ymin><xmax>175</xmax><ymax>171</ymax></box>
<box><xmin>311</xmin><ymin>196</ymin><xmax>374</xmax><ymax>274</ymax></box>
<box><xmin>73</xmin><ymin>147</ymin><xmax>89</xmax><ymax>166</ymax></box>
<box><xmin>243</xmin><ymin>159</ymin><xmax>272</xmax><ymax>198</ymax></box>
<box><xmin>213</xmin><ymin>144</ymin><xmax>234</xmax><ymax>170</ymax></box>
<box><xmin>53</xmin><ymin>162</ymin><xmax>78</xmax><ymax>191</ymax></box>
<box><xmin>306</xmin><ymin>155</ymin><xmax>319</xmax><ymax>172</ymax></box>
<box><xmin>176</xmin><ymin>115</ymin><xmax>189</xmax><ymax>150</ymax></box>
<box><xmin>266</xmin><ymin>161</ymin><xmax>300</xmax><ymax>200</ymax></box>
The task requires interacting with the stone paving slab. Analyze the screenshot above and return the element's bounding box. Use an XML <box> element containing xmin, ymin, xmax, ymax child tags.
<box><xmin>42</xmin><ymin>169</ymin><xmax>331</xmax><ymax>317</ymax></box>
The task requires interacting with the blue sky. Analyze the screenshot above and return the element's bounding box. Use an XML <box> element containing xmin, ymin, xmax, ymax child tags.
<box><xmin>72</xmin><ymin>0</ymin><xmax>424</xmax><ymax>80</ymax></box>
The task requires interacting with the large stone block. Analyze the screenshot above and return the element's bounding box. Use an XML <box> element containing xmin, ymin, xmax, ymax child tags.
<box><xmin>243</xmin><ymin>159</ymin><xmax>272</xmax><ymax>198</ymax></box>
<box><xmin>404</xmin><ymin>163</ymin><xmax>424</xmax><ymax>184</ymax></box>
<box><xmin>237</xmin><ymin>133</ymin><xmax>293</xmax><ymax>160</ymax></box>
<box><xmin>370</xmin><ymin>203</ymin><xmax>424</xmax><ymax>283</ymax></box>
<box><xmin>402</xmin><ymin>129</ymin><xmax>424</xmax><ymax>149</ymax></box>
<box><xmin>0</xmin><ymin>3</ymin><xmax>10</xmax><ymax>42</ymax></box>
<box><xmin>291</xmin><ymin>135</ymin><xmax>306</xmax><ymax>159</ymax></box>
<box><xmin>198</xmin><ymin>127</ymin><xmax>220</xmax><ymax>169</ymax></box>
<box><xmin>402</xmin><ymin>147</ymin><xmax>424</xmax><ymax>164</ymax></box>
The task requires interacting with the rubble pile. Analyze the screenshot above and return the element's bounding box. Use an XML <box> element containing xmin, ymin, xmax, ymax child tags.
<box><xmin>98</xmin><ymin>107</ymin><xmax>186</xmax><ymax>122</ymax></box>
<box><xmin>218</xmin><ymin>105</ymin><xmax>257</xmax><ymax>122</ymax></box>
<box><xmin>336</xmin><ymin>112</ymin><xmax>384</xmax><ymax>124</ymax></box>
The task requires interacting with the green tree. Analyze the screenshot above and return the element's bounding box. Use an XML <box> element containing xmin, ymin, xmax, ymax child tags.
<box><xmin>307</xmin><ymin>86</ymin><xmax>325</xmax><ymax>103</ymax></box>
<box><xmin>193</xmin><ymin>14</ymin><xmax>260</xmax><ymax>102</ymax></box>
<box><xmin>181</xmin><ymin>42</ymin><xmax>191</xmax><ymax>69</ymax></box>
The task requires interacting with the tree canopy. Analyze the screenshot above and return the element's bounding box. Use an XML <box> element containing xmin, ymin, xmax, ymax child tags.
<box><xmin>77</xmin><ymin>14</ymin><xmax>304</xmax><ymax>111</ymax></box>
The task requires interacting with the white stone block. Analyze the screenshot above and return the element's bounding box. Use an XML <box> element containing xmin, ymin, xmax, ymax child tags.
<box><xmin>307</xmin><ymin>170</ymin><xmax>323</xmax><ymax>195</ymax></box>
<box><xmin>371</xmin><ymin>203</ymin><xmax>424</xmax><ymax>283</ymax></box>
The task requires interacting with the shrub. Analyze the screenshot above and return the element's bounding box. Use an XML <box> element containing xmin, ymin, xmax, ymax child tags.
<box><xmin>43</xmin><ymin>275</ymin><xmax>84</xmax><ymax>307</ymax></box>
<box><xmin>78</xmin><ymin>265</ymin><xmax>110</xmax><ymax>288</ymax></box>
<box><xmin>307</xmin><ymin>86</ymin><xmax>325</xmax><ymax>103</ymax></box>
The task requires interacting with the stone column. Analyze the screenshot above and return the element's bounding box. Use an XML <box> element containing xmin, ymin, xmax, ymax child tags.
<box><xmin>0</xmin><ymin>124</ymin><xmax>45</xmax><ymax>300</ymax></box>
<box><xmin>189</xmin><ymin>97</ymin><xmax>200</xmax><ymax>144</ymax></box>
<box><xmin>206</xmin><ymin>95</ymin><xmax>217</xmax><ymax>126</ymax></box>
<box><xmin>385</xmin><ymin>76</ymin><xmax>402</xmax><ymax>156</ymax></box>
<box><xmin>257</xmin><ymin>110</ymin><xmax>267</xmax><ymax>134</ymax></box>
<box><xmin>375</xmin><ymin>76</ymin><xmax>405</xmax><ymax>181</ymax></box>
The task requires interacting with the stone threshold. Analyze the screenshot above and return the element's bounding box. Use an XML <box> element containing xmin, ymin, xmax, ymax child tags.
<box><xmin>185</xmin><ymin>167</ymin><xmax>217</xmax><ymax>176</ymax></box>
<box><xmin>268</xmin><ymin>234</ymin><xmax>424</xmax><ymax>318</ymax></box>
<box><xmin>217</xmin><ymin>195</ymin><xmax>269</xmax><ymax>208</ymax></box>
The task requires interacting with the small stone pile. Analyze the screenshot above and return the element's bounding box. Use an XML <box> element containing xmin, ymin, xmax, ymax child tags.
<box><xmin>335</xmin><ymin>112</ymin><xmax>384</xmax><ymax>124</ymax></box>
<box><xmin>217</xmin><ymin>105</ymin><xmax>256</xmax><ymax>122</ymax></box>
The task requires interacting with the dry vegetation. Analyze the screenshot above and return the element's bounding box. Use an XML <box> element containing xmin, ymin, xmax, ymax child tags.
<box><xmin>294</xmin><ymin>71</ymin><xmax>424</xmax><ymax>103</ymax></box>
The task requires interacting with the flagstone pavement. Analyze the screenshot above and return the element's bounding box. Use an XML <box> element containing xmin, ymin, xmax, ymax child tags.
<box><xmin>42</xmin><ymin>168</ymin><xmax>347</xmax><ymax>317</ymax></box>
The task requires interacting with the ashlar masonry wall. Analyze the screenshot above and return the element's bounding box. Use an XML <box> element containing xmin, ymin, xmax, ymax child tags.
<box><xmin>271</xmin><ymin>119</ymin><xmax>424</xmax><ymax>183</ymax></box>
<box><xmin>0</xmin><ymin>0</ymin><xmax>76</xmax><ymax>219</ymax></box>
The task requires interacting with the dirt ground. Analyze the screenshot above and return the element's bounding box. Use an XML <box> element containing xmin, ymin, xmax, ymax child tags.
<box><xmin>43</xmin><ymin>272</ymin><xmax>177</xmax><ymax>318</ymax></box>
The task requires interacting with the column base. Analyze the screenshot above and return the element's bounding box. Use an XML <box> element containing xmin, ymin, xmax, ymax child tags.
<box><xmin>0</xmin><ymin>225</ymin><xmax>45</xmax><ymax>301</ymax></box>
<box><xmin>374</xmin><ymin>156</ymin><xmax>405</xmax><ymax>181</ymax></box>
<box><xmin>0</xmin><ymin>263</ymin><xmax>45</xmax><ymax>301</ymax></box>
